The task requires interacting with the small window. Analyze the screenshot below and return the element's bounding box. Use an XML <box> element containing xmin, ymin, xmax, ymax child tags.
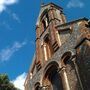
<box><xmin>63</xmin><ymin>55</ymin><xmax>71</xmax><ymax>65</ymax></box>
<box><xmin>42</xmin><ymin>13</ymin><xmax>49</xmax><ymax>31</ymax></box>
<box><xmin>46</xmin><ymin>13</ymin><xmax>49</xmax><ymax>24</ymax></box>
<box><xmin>42</xmin><ymin>19</ymin><xmax>46</xmax><ymax>30</ymax></box>
<box><xmin>35</xmin><ymin>82</ymin><xmax>40</xmax><ymax>90</ymax></box>
<box><xmin>61</xmin><ymin>52</ymin><xmax>72</xmax><ymax>65</ymax></box>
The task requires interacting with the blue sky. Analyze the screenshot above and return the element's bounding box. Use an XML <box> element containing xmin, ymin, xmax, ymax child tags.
<box><xmin>0</xmin><ymin>0</ymin><xmax>90</xmax><ymax>90</ymax></box>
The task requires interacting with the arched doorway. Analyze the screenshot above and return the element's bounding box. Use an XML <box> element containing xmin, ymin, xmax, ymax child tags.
<box><xmin>43</xmin><ymin>61</ymin><xmax>63</xmax><ymax>90</ymax></box>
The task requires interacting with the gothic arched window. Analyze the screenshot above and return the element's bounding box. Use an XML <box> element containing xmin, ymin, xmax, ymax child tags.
<box><xmin>61</xmin><ymin>51</ymin><xmax>72</xmax><ymax>66</ymax></box>
<box><xmin>43</xmin><ymin>34</ymin><xmax>54</xmax><ymax>61</ymax></box>
<box><xmin>41</xmin><ymin>10</ymin><xmax>49</xmax><ymax>31</ymax></box>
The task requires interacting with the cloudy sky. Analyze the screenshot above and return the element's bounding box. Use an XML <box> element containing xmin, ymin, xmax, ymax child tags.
<box><xmin>0</xmin><ymin>0</ymin><xmax>90</xmax><ymax>90</ymax></box>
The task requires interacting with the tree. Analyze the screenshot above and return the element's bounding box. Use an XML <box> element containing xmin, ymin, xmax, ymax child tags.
<box><xmin>0</xmin><ymin>74</ymin><xmax>18</xmax><ymax>90</ymax></box>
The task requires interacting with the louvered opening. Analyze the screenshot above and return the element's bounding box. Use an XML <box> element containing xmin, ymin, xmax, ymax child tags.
<box><xmin>52</xmin><ymin>41</ymin><xmax>59</xmax><ymax>52</ymax></box>
<box><xmin>36</xmin><ymin>61</ymin><xmax>42</xmax><ymax>71</ymax></box>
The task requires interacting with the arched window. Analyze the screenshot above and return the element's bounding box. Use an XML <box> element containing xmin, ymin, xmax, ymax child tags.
<box><xmin>43</xmin><ymin>34</ymin><xmax>54</xmax><ymax>61</ymax></box>
<box><xmin>34</xmin><ymin>82</ymin><xmax>40</xmax><ymax>90</ymax></box>
<box><xmin>61</xmin><ymin>51</ymin><xmax>81</xmax><ymax>90</ymax></box>
<box><xmin>42</xmin><ymin>19</ymin><xmax>46</xmax><ymax>30</ymax></box>
<box><xmin>41</xmin><ymin>10</ymin><xmax>49</xmax><ymax>31</ymax></box>
<box><xmin>61</xmin><ymin>51</ymin><xmax>72</xmax><ymax>66</ymax></box>
<box><xmin>43</xmin><ymin>61</ymin><xmax>63</xmax><ymax>90</ymax></box>
<box><xmin>46</xmin><ymin>13</ymin><xmax>49</xmax><ymax>25</ymax></box>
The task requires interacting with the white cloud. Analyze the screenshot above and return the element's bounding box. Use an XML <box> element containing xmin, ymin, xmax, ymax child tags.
<box><xmin>12</xmin><ymin>72</ymin><xmax>27</xmax><ymax>90</ymax></box>
<box><xmin>67</xmin><ymin>0</ymin><xmax>84</xmax><ymax>8</ymax></box>
<box><xmin>0</xmin><ymin>41</ymin><xmax>27</xmax><ymax>61</ymax></box>
<box><xmin>0</xmin><ymin>0</ymin><xmax>18</xmax><ymax>13</ymax></box>
<box><xmin>0</xmin><ymin>4</ymin><xmax>5</xmax><ymax>12</ymax></box>
<box><xmin>5</xmin><ymin>8</ymin><xmax>21</xmax><ymax>23</ymax></box>
<box><xmin>0</xmin><ymin>21</ymin><xmax>12</xmax><ymax>30</ymax></box>
<box><xmin>2</xmin><ymin>21</ymin><xmax>12</xmax><ymax>30</ymax></box>
<box><xmin>12</xmin><ymin>13</ymin><xmax>21</xmax><ymax>23</ymax></box>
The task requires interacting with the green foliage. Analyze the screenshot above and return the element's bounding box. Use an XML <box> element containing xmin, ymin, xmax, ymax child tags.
<box><xmin>0</xmin><ymin>74</ymin><xmax>18</xmax><ymax>90</ymax></box>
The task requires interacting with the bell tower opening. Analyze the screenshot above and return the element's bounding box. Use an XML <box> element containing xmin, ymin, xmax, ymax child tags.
<box><xmin>42</xmin><ymin>19</ymin><xmax>47</xmax><ymax>30</ymax></box>
<box><xmin>41</xmin><ymin>10</ymin><xmax>49</xmax><ymax>31</ymax></box>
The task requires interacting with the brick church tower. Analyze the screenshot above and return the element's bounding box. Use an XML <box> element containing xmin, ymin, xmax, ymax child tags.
<box><xmin>24</xmin><ymin>2</ymin><xmax>90</xmax><ymax>90</ymax></box>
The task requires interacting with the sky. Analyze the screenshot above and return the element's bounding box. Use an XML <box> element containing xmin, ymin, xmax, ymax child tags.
<box><xmin>0</xmin><ymin>0</ymin><xmax>90</xmax><ymax>90</ymax></box>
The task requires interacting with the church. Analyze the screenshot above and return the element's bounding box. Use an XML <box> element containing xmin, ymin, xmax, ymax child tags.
<box><xmin>24</xmin><ymin>2</ymin><xmax>90</xmax><ymax>90</ymax></box>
